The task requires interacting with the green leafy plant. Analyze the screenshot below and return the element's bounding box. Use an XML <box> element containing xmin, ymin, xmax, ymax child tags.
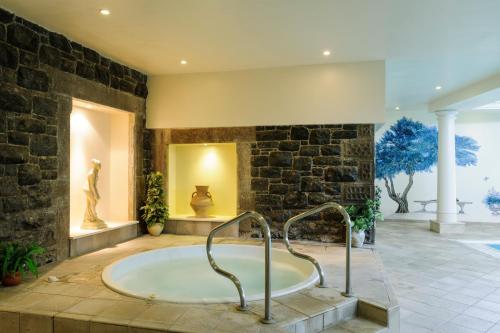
<box><xmin>346</xmin><ymin>186</ymin><xmax>383</xmax><ymax>232</ymax></box>
<box><xmin>0</xmin><ymin>243</ymin><xmax>45</xmax><ymax>278</ymax></box>
<box><xmin>141</xmin><ymin>171</ymin><xmax>169</xmax><ymax>227</ymax></box>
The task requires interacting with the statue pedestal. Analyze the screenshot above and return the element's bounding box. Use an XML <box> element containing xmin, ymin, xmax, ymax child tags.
<box><xmin>70</xmin><ymin>221</ymin><xmax>138</xmax><ymax>257</ymax></box>
<box><xmin>81</xmin><ymin>218</ymin><xmax>108</xmax><ymax>230</ymax></box>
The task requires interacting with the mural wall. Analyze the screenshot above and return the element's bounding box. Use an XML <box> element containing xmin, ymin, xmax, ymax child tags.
<box><xmin>375</xmin><ymin>109</ymin><xmax>500</xmax><ymax>222</ymax></box>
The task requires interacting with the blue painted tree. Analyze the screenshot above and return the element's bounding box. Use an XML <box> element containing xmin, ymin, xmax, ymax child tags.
<box><xmin>376</xmin><ymin>117</ymin><xmax>479</xmax><ymax>213</ymax></box>
<box><xmin>483</xmin><ymin>188</ymin><xmax>500</xmax><ymax>215</ymax></box>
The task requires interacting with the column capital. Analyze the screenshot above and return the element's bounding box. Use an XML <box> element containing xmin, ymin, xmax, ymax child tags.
<box><xmin>434</xmin><ymin>109</ymin><xmax>458</xmax><ymax>118</ymax></box>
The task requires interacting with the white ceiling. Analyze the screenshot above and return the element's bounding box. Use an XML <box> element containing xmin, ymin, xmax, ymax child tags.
<box><xmin>3</xmin><ymin>0</ymin><xmax>500</xmax><ymax>111</ymax></box>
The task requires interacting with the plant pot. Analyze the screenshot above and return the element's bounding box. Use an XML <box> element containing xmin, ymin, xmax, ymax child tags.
<box><xmin>2</xmin><ymin>272</ymin><xmax>22</xmax><ymax>287</ymax></box>
<box><xmin>351</xmin><ymin>230</ymin><xmax>365</xmax><ymax>248</ymax></box>
<box><xmin>190</xmin><ymin>185</ymin><xmax>213</xmax><ymax>218</ymax></box>
<box><xmin>147</xmin><ymin>223</ymin><xmax>164</xmax><ymax>236</ymax></box>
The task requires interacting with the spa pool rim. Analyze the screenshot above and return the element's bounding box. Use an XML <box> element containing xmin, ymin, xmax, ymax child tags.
<box><xmin>101</xmin><ymin>244</ymin><xmax>319</xmax><ymax>303</ymax></box>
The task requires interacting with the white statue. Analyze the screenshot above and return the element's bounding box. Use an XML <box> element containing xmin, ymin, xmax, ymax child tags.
<box><xmin>81</xmin><ymin>159</ymin><xmax>107</xmax><ymax>230</ymax></box>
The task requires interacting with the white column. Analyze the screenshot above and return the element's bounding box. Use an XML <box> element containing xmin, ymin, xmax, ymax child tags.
<box><xmin>430</xmin><ymin>110</ymin><xmax>464</xmax><ymax>233</ymax></box>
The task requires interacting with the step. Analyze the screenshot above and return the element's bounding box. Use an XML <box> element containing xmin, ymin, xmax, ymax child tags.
<box><xmin>320</xmin><ymin>317</ymin><xmax>388</xmax><ymax>333</ymax></box>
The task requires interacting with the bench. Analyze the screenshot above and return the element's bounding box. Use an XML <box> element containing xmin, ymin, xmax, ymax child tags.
<box><xmin>414</xmin><ymin>200</ymin><xmax>437</xmax><ymax>212</ymax></box>
<box><xmin>413</xmin><ymin>199</ymin><xmax>473</xmax><ymax>214</ymax></box>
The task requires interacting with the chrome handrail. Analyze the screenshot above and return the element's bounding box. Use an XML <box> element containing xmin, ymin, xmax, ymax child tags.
<box><xmin>206</xmin><ymin>211</ymin><xmax>274</xmax><ymax>324</ymax></box>
<box><xmin>283</xmin><ymin>202</ymin><xmax>353</xmax><ymax>297</ymax></box>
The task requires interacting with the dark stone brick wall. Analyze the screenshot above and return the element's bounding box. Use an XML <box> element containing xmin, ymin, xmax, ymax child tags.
<box><xmin>0</xmin><ymin>8</ymin><xmax>150</xmax><ymax>263</ymax></box>
<box><xmin>0</xmin><ymin>10</ymin><xmax>148</xmax><ymax>98</ymax></box>
<box><xmin>251</xmin><ymin>124</ymin><xmax>374</xmax><ymax>242</ymax></box>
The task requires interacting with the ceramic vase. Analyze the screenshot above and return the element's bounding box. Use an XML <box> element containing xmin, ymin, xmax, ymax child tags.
<box><xmin>351</xmin><ymin>230</ymin><xmax>365</xmax><ymax>248</ymax></box>
<box><xmin>190</xmin><ymin>185</ymin><xmax>213</xmax><ymax>218</ymax></box>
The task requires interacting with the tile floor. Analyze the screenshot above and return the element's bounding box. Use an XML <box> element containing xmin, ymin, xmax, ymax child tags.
<box><xmin>377</xmin><ymin>221</ymin><xmax>500</xmax><ymax>333</ymax></box>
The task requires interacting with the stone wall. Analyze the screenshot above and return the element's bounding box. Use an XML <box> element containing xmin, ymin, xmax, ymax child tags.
<box><xmin>151</xmin><ymin>125</ymin><xmax>375</xmax><ymax>242</ymax></box>
<box><xmin>0</xmin><ymin>8</ymin><xmax>149</xmax><ymax>263</ymax></box>
<box><xmin>251</xmin><ymin>125</ymin><xmax>374</xmax><ymax>242</ymax></box>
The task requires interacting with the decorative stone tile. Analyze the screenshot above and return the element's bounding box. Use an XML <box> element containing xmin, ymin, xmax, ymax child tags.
<box><xmin>342</xmin><ymin>184</ymin><xmax>374</xmax><ymax>202</ymax></box>
<box><xmin>358</xmin><ymin>124</ymin><xmax>374</xmax><ymax>138</ymax></box>
<box><xmin>343</xmin><ymin>140</ymin><xmax>373</xmax><ymax>158</ymax></box>
<box><xmin>358</xmin><ymin>161</ymin><xmax>373</xmax><ymax>181</ymax></box>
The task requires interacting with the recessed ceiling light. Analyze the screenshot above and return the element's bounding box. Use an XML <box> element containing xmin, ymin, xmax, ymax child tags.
<box><xmin>99</xmin><ymin>9</ymin><xmax>110</xmax><ymax>15</ymax></box>
<box><xmin>180</xmin><ymin>60</ymin><xmax>188</xmax><ymax>65</ymax></box>
<box><xmin>323</xmin><ymin>50</ymin><xmax>331</xmax><ymax>56</ymax></box>
<box><xmin>435</xmin><ymin>86</ymin><xmax>442</xmax><ymax>90</ymax></box>
<box><xmin>395</xmin><ymin>106</ymin><xmax>400</xmax><ymax>111</ymax></box>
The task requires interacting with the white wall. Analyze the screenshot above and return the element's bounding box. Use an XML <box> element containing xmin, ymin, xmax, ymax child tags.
<box><xmin>146</xmin><ymin>61</ymin><xmax>385</xmax><ymax>128</ymax></box>
<box><xmin>70</xmin><ymin>106</ymin><xmax>131</xmax><ymax>229</ymax></box>
<box><xmin>376</xmin><ymin>109</ymin><xmax>500</xmax><ymax>222</ymax></box>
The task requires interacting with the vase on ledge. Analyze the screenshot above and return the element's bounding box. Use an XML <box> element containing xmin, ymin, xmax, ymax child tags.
<box><xmin>190</xmin><ymin>185</ymin><xmax>213</xmax><ymax>218</ymax></box>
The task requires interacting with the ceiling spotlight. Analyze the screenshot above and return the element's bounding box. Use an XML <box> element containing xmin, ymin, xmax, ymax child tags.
<box><xmin>180</xmin><ymin>60</ymin><xmax>188</xmax><ymax>65</ymax></box>
<box><xmin>395</xmin><ymin>106</ymin><xmax>400</xmax><ymax>111</ymax></box>
<box><xmin>435</xmin><ymin>86</ymin><xmax>442</xmax><ymax>90</ymax></box>
<box><xmin>99</xmin><ymin>9</ymin><xmax>110</xmax><ymax>15</ymax></box>
<box><xmin>323</xmin><ymin>50</ymin><xmax>331</xmax><ymax>56</ymax></box>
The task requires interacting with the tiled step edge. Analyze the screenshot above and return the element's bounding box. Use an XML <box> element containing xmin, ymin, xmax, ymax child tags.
<box><xmin>320</xmin><ymin>317</ymin><xmax>388</xmax><ymax>333</ymax></box>
<box><xmin>282</xmin><ymin>297</ymin><xmax>358</xmax><ymax>333</ymax></box>
<box><xmin>360</xmin><ymin>248</ymin><xmax>400</xmax><ymax>333</ymax></box>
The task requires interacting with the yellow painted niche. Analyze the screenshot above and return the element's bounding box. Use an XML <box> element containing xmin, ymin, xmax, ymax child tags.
<box><xmin>168</xmin><ymin>143</ymin><xmax>237</xmax><ymax>217</ymax></box>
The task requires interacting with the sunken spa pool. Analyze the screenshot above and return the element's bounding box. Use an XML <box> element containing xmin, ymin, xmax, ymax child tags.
<box><xmin>102</xmin><ymin>244</ymin><xmax>318</xmax><ymax>303</ymax></box>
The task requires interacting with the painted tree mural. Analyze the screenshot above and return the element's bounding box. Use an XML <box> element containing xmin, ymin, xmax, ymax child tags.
<box><xmin>376</xmin><ymin>117</ymin><xmax>479</xmax><ymax>213</ymax></box>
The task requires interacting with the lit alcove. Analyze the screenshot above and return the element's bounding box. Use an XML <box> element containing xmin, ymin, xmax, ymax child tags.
<box><xmin>69</xmin><ymin>99</ymin><xmax>137</xmax><ymax>255</ymax></box>
<box><xmin>167</xmin><ymin>143</ymin><xmax>238</xmax><ymax>236</ymax></box>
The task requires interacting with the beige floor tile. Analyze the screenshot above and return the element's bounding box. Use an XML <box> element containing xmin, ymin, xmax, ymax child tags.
<box><xmin>31</xmin><ymin>282</ymin><xmax>102</xmax><ymax>298</ymax></box>
<box><xmin>0</xmin><ymin>292</ymin><xmax>43</xmax><ymax>310</ymax></box>
<box><xmin>27</xmin><ymin>294</ymin><xmax>84</xmax><ymax>313</ymax></box>
<box><xmin>132</xmin><ymin>303</ymin><xmax>186</xmax><ymax>325</ymax></box>
<box><xmin>64</xmin><ymin>299</ymin><xmax>117</xmax><ymax>316</ymax></box>
<box><xmin>274</xmin><ymin>293</ymin><xmax>334</xmax><ymax>317</ymax></box>
<box><xmin>93</xmin><ymin>301</ymin><xmax>150</xmax><ymax>324</ymax></box>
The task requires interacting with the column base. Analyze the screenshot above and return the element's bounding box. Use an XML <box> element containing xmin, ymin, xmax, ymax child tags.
<box><xmin>430</xmin><ymin>220</ymin><xmax>465</xmax><ymax>234</ymax></box>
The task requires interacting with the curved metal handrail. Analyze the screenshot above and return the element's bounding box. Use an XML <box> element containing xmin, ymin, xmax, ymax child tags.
<box><xmin>206</xmin><ymin>211</ymin><xmax>274</xmax><ymax>324</ymax></box>
<box><xmin>283</xmin><ymin>202</ymin><xmax>353</xmax><ymax>297</ymax></box>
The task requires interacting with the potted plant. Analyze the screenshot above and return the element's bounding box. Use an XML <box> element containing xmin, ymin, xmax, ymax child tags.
<box><xmin>141</xmin><ymin>171</ymin><xmax>169</xmax><ymax>236</ymax></box>
<box><xmin>345</xmin><ymin>187</ymin><xmax>383</xmax><ymax>248</ymax></box>
<box><xmin>1</xmin><ymin>243</ymin><xmax>45</xmax><ymax>286</ymax></box>
<box><xmin>484</xmin><ymin>188</ymin><xmax>500</xmax><ymax>215</ymax></box>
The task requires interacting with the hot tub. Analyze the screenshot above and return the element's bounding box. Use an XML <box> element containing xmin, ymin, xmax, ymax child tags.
<box><xmin>102</xmin><ymin>244</ymin><xmax>318</xmax><ymax>303</ymax></box>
